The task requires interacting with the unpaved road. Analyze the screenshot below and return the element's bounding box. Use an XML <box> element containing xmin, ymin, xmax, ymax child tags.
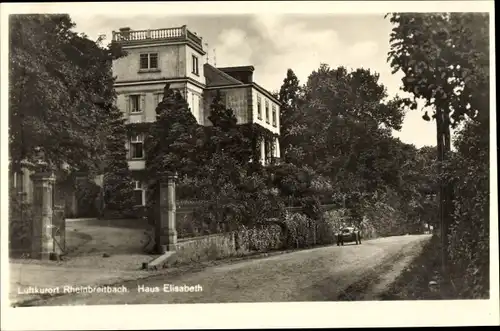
<box><xmin>28</xmin><ymin>234</ymin><xmax>431</xmax><ymax>306</ymax></box>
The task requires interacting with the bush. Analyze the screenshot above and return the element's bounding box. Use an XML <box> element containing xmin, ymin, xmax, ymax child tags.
<box><xmin>176</xmin><ymin>213</ymin><xmax>198</xmax><ymax>239</ymax></box>
<box><xmin>282</xmin><ymin>212</ymin><xmax>315</xmax><ymax>248</ymax></box>
<box><xmin>185</xmin><ymin>173</ymin><xmax>287</xmax><ymax>236</ymax></box>
<box><xmin>165</xmin><ymin>233</ymin><xmax>238</xmax><ymax>266</ymax></box>
<box><xmin>176</xmin><ymin>209</ymin><xmax>213</xmax><ymax>239</ymax></box>
<box><xmin>319</xmin><ymin>208</ymin><xmax>350</xmax><ymax>244</ymax></box>
<box><xmin>75</xmin><ymin>178</ymin><xmax>101</xmax><ymax>218</ymax></box>
<box><xmin>314</xmin><ymin>217</ymin><xmax>337</xmax><ymax>245</ymax></box>
<box><xmin>361</xmin><ymin>199</ymin><xmax>402</xmax><ymax>237</ymax></box>
<box><xmin>322</xmin><ymin>208</ymin><xmax>348</xmax><ymax>230</ymax></box>
<box><xmin>445</xmin><ymin>119</ymin><xmax>489</xmax><ymax>298</ymax></box>
<box><xmin>300</xmin><ymin>195</ymin><xmax>322</xmax><ymax>221</ymax></box>
<box><xmin>9</xmin><ymin>189</ymin><xmax>33</xmax><ymax>256</ymax></box>
<box><xmin>236</xmin><ymin>223</ymin><xmax>284</xmax><ymax>252</ymax></box>
<box><xmin>360</xmin><ymin>216</ymin><xmax>378</xmax><ymax>240</ymax></box>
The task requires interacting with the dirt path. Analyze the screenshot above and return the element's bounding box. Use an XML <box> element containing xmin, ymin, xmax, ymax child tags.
<box><xmin>30</xmin><ymin>234</ymin><xmax>431</xmax><ymax>306</ymax></box>
<box><xmin>65</xmin><ymin>219</ymin><xmax>148</xmax><ymax>256</ymax></box>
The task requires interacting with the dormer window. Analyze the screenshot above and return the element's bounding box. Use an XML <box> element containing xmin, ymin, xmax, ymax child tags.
<box><xmin>140</xmin><ymin>53</ymin><xmax>158</xmax><ymax>70</ymax></box>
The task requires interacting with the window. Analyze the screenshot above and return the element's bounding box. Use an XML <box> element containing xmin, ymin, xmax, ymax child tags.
<box><xmin>140</xmin><ymin>53</ymin><xmax>158</xmax><ymax>70</ymax></box>
<box><xmin>257</xmin><ymin>96</ymin><xmax>262</xmax><ymax>120</ymax></box>
<box><xmin>130</xmin><ymin>95</ymin><xmax>141</xmax><ymax>113</ymax></box>
<box><xmin>272</xmin><ymin>105</ymin><xmax>277</xmax><ymax>127</ymax></box>
<box><xmin>150</xmin><ymin>53</ymin><xmax>158</xmax><ymax>69</ymax></box>
<box><xmin>192</xmin><ymin>55</ymin><xmax>199</xmax><ymax>75</ymax></box>
<box><xmin>265</xmin><ymin>100</ymin><xmax>270</xmax><ymax>124</ymax></box>
<box><xmin>130</xmin><ymin>134</ymin><xmax>144</xmax><ymax>159</ymax></box>
<box><xmin>133</xmin><ymin>181</ymin><xmax>144</xmax><ymax>206</ymax></box>
<box><xmin>266</xmin><ymin>139</ymin><xmax>272</xmax><ymax>160</ymax></box>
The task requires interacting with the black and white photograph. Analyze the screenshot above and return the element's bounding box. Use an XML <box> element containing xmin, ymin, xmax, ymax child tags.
<box><xmin>1</xmin><ymin>1</ymin><xmax>498</xmax><ymax>329</ymax></box>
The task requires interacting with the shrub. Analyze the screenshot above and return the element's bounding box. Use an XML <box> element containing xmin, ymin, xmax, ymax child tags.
<box><xmin>165</xmin><ymin>233</ymin><xmax>237</xmax><ymax>266</ymax></box>
<box><xmin>176</xmin><ymin>213</ymin><xmax>197</xmax><ymax>239</ymax></box>
<box><xmin>300</xmin><ymin>195</ymin><xmax>322</xmax><ymax>221</ymax></box>
<box><xmin>319</xmin><ymin>208</ymin><xmax>350</xmax><ymax>244</ymax></box>
<box><xmin>282</xmin><ymin>212</ymin><xmax>315</xmax><ymax>248</ymax></box>
<box><xmin>314</xmin><ymin>218</ymin><xmax>337</xmax><ymax>245</ymax></box>
<box><xmin>361</xmin><ymin>199</ymin><xmax>402</xmax><ymax>237</ymax></box>
<box><xmin>187</xmin><ymin>173</ymin><xmax>287</xmax><ymax>235</ymax></box>
<box><xmin>9</xmin><ymin>189</ymin><xmax>33</xmax><ymax>256</ymax></box>
<box><xmin>176</xmin><ymin>210</ymin><xmax>213</xmax><ymax>239</ymax></box>
<box><xmin>445</xmin><ymin>119</ymin><xmax>489</xmax><ymax>298</ymax></box>
<box><xmin>75</xmin><ymin>178</ymin><xmax>101</xmax><ymax>217</ymax></box>
<box><xmin>236</xmin><ymin>223</ymin><xmax>284</xmax><ymax>252</ymax></box>
<box><xmin>323</xmin><ymin>208</ymin><xmax>348</xmax><ymax>229</ymax></box>
<box><xmin>360</xmin><ymin>216</ymin><xmax>378</xmax><ymax>240</ymax></box>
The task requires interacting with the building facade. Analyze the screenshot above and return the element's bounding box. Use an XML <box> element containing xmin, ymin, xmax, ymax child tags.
<box><xmin>112</xmin><ymin>26</ymin><xmax>281</xmax><ymax>207</ymax></box>
<box><xmin>9</xmin><ymin>26</ymin><xmax>281</xmax><ymax>212</ymax></box>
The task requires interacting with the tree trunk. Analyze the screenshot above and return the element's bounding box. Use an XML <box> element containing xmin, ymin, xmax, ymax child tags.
<box><xmin>436</xmin><ymin>107</ymin><xmax>452</xmax><ymax>277</ymax></box>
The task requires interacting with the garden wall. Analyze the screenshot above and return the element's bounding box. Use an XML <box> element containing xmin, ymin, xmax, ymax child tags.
<box><xmin>163</xmin><ymin>209</ymin><xmax>359</xmax><ymax>267</ymax></box>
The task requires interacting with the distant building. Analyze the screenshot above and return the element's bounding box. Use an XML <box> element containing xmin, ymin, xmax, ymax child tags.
<box><xmin>112</xmin><ymin>25</ymin><xmax>281</xmax><ymax>206</ymax></box>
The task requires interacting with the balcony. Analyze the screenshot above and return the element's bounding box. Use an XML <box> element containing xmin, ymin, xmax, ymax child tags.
<box><xmin>112</xmin><ymin>26</ymin><xmax>204</xmax><ymax>52</ymax></box>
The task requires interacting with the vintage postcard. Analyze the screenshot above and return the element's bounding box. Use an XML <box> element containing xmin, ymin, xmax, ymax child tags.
<box><xmin>1</xmin><ymin>1</ymin><xmax>498</xmax><ymax>330</ymax></box>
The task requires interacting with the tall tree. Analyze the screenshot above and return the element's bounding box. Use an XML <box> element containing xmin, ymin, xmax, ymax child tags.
<box><xmin>9</xmin><ymin>14</ymin><xmax>125</xmax><ymax>173</ymax></box>
<box><xmin>102</xmin><ymin>103</ymin><xmax>135</xmax><ymax>217</ymax></box>
<box><xmin>299</xmin><ymin>64</ymin><xmax>405</xmax><ymax>187</ymax></box>
<box><xmin>145</xmin><ymin>84</ymin><xmax>199</xmax><ymax>181</ymax></box>
<box><xmin>207</xmin><ymin>90</ymin><xmax>250</xmax><ymax>163</ymax></box>
<box><xmin>278</xmin><ymin>69</ymin><xmax>303</xmax><ymax>161</ymax></box>
<box><xmin>387</xmin><ymin>12</ymin><xmax>489</xmax><ymax>276</ymax></box>
<box><xmin>387</xmin><ymin>13</ymin><xmax>489</xmax><ymax>125</ymax></box>
<box><xmin>145</xmin><ymin>84</ymin><xmax>199</xmax><ymax>227</ymax></box>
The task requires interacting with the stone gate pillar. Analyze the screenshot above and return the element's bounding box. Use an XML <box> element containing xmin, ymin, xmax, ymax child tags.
<box><xmin>30</xmin><ymin>172</ymin><xmax>56</xmax><ymax>260</ymax></box>
<box><xmin>157</xmin><ymin>172</ymin><xmax>178</xmax><ymax>253</ymax></box>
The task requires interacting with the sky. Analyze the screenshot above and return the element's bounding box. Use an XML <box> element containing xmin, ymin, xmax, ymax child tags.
<box><xmin>67</xmin><ymin>12</ymin><xmax>438</xmax><ymax>148</ymax></box>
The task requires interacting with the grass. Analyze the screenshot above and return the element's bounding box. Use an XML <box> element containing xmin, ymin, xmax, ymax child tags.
<box><xmin>64</xmin><ymin>218</ymin><xmax>150</xmax><ymax>256</ymax></box>
<box><xmin>64</xmin><ymin>230</ymin><xmax>93</xmax><ymax>254</ymax></box>
<box><xmin>379</xmin><ymin>235</ymin><xmax>446</xmax><ymax>300</ymax></box>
